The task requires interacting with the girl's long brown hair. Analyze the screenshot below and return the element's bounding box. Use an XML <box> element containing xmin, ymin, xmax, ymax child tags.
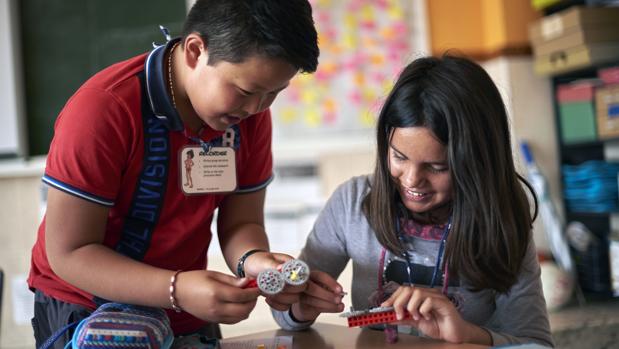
<box><xmin>362</xmin><ymin>55</ymin><xmax>538</xmax><ymax>293</ymax></box>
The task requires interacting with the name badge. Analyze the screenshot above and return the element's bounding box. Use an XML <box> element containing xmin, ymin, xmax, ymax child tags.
<box><xmin>179</xmin><ymin>146</ymin><xmax>237</xmax><ymax>194</ymax></box>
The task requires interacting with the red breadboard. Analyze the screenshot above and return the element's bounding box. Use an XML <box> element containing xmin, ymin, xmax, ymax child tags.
<box><xmin>344</xmin><ymin>309</ymin><xmax>411</xmax><ymax>327</ymax></box>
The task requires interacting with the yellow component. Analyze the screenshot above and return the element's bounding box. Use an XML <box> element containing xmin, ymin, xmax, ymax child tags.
<box><xmin>290</xmin><ymin>270</ymin><xmax>298</xmax><ymax>281</ymax></box>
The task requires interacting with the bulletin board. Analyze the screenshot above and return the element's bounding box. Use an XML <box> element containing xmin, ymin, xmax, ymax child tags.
<box><xmin>271</xmin><ymin>0</ymin><xmax>413</xmax><ymax>140</ymax></box>
<box><xmin>19</xmin><ymin>0</ymin><xmax>186</xmax><ymax>156</ymax></box>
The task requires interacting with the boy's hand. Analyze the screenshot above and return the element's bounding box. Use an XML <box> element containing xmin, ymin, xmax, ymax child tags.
<box><xmin>175</xmin><ymin>270</ymin><xmax>260</xmax><ymax>324</ymax></box>
<box><xmin>242</xmin><ymin>252</ymin><xmax>308</xmax><ymax>311</ymax></box>
<box><xmin>290</xmin><ymin>270</ymin><xmax>345</xmax><ymax>322</ymax></box>
<box><xmin>242</xmin><ymin>251</ymin><xmax>291</xmax><ymax>277</ymax></box>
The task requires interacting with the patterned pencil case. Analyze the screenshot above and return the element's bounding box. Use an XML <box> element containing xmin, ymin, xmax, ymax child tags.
<box><xmin>71</xmin><ymin>302</ymin><xmax>174</xmax><ymax>349</ymax></box>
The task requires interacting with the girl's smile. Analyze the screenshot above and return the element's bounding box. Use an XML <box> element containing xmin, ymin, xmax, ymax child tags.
<box><xmin>388</xmin><ymin>127</ymin><xmax>452</xmax><ymax>216</ymax></box>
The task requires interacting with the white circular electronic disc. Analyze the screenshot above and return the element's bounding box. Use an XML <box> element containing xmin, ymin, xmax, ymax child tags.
<box><xmin>281</xmin><ymin>259</ymin><xmax>310</xmax><ymax>286</ymax></box>
<box><xmin>257</xmin><ymin>268</ymin><xmax>285</xmax><ymax>295</ymax></box>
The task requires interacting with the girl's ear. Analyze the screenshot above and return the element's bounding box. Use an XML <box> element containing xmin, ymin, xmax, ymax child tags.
<box><xmin>183</xmin><ymin>33</ymin><xmax>208</xmax><ymax>69</ymax></box>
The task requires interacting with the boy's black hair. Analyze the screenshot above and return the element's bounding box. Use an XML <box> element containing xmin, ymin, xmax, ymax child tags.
<box><xmin>182</xmin><ymin>0</ymin><xmax>319</xmax><ymax>73</ymax></box>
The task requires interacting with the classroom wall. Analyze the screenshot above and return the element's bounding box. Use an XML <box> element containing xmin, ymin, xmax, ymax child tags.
<box><xmin>0</xmin><ymin>163</ymin><xmax>45</xmax><ymax>348</ymax></box>
<box><xmin>481</xmin><ymin>56</ymin><xmax>559</xmax><ymax>252</ymax></box>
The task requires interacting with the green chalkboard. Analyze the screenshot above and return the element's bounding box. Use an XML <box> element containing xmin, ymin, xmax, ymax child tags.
<box><xmin>20</xmin><ymin>0</ymin><xmax>186</xmax><ymax>156</ymax></box>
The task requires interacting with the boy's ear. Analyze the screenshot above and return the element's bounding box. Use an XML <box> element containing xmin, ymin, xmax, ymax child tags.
<box><xmin>183</xmin><ymin>33</ymin><xmax>208</xmax><ymax>69</ymax></box>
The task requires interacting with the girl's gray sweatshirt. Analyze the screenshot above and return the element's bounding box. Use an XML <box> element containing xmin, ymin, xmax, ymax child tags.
<box><xmin>273</xmin><ymin>175</ymin><xmax>553</xmax><ymax>347</ymax></box>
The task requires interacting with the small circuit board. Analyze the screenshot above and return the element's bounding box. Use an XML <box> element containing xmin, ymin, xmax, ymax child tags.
<box><xmin>339</xmin><ymin>306</ymin><xmax>411</xmax><ymax>327</ymax></box>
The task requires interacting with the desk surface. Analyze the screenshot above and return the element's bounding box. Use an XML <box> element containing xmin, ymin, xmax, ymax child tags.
<box><xmin>227</xmin><ymin>323</ymin><xmax>488</xmax><ymax>349</ymax></box>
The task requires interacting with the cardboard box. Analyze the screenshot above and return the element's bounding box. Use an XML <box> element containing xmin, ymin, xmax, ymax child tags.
<box><xmin>529</xmin><ymin>6</ymin><xmax>619</xmax><ymax>44</ymax></box>
<box><xmin>559</xmin><ymin>101</ymin><xmax>597</xmax><ymax>143</ymax></box>
<box><xmin>533</xmin><ymin>27</ymin><xmax>619</xmax><ymax>56</ymax></box>
<box><xmin>534</xmin><ymin>42</ymin><xmax>619</xmax><ymax>75</ymax></box>
<box><xmin>531</xmin><ymin>0</ymin><xmax>563</xmax><ymax>11</ymax></box>
<box><xmin>596</xmin><ymin>84</ymin><xmax>619</xmax><ymax>139</ymax></box>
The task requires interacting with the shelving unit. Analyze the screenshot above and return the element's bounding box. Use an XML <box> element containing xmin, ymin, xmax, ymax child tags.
<box><xmin>552</xmin><ymin>60</ymin><xmax>619</xmax><ymax>296</ymax></box>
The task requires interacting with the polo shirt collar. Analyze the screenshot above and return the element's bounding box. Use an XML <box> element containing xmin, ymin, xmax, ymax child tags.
<box><xmin>144</xmin><ymin>37</ymin><xmax>184</xmax><ymax>131</ymax></box>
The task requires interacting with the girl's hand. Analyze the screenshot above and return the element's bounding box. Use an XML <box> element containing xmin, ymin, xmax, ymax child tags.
<box><xmin>381</xmin><ymin>285</ymin><xmax>471</xmax><ymax>343</ymax></box>
<box><xmin>174</xmin><ymin>270</ymin><xmax>260</xmax><ymax>324</ymax></box>
<box><xmin>290</xmin><ymin>270</ymin><xmax>346</xmax><ymax>322</ymax></box>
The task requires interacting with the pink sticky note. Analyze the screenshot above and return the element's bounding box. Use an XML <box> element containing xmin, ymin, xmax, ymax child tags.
<box><xmin>371</xmin><ymin>72</ymin><xmax>386</xmax><ymax>83</ymax></box>
<box><xmin>376</xmin><ymin>0</ymin><xmax>388</xmax><ymax>9</ymax></box>
<box><xmin>346</xmin><ymin>0</ymin><xmax>363</xmax><ymax>12</ymax></box>
<box><xmin>360</xmin><ymin>20</ymin><xmax>376</xmax><ymax>30</ymax></box>
<box><xmin>348</xmin><ymin>90</ymin><xmax>362</xmax><ymax>105</ymax></box>
<box><xmin>323</xmin><ymin>111</ymin><xmax>337</xmax><ymax>124</ymax></box>
<box><xmin>392</xmin><ymin>21</ymin><xmax>407</xmax><ymax>35</ymax></box>
<box><xmin>317</xmin><ymin>11</ymin><xmax>331</xmax><ymax>24</ymax></box>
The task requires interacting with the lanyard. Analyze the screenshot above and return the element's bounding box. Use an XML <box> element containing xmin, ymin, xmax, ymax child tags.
<box><xmin>184</xmin><ymin>128</ymin><xmax>214</xmax><ymax>153</ymax></box>
<box><xmin>378</xmin><ymin>216</ymin><xmax>452</xmax><ymax>295</ymax></box>
<box><xmin>160</xmin><ymin>25</ymin><xmax>223</xmax><ymax>154</ymax></box>
<box><xmin>398</xmin><ymin>216</ymin><xmax>451</xmax><ymax>288</ymax></box>
<box><xmin>430</xmin><ymin>217</ymin><xmax>451</xmax><ymax>287</ymax></box>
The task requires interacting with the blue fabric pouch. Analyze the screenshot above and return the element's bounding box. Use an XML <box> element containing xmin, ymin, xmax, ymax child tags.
<box><xmin>40</xmin><ymin>303</ymin><xmax>174</xmax><ymax>349</ymax></box>
<box><xmin>71</xmin><ymin>303</ymin><xmax>174</xmax><ymax>349</ymax></box>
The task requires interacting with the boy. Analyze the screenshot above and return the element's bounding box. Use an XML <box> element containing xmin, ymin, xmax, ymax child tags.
<box><xmin>28</xmin><ymin>0</ymin><xmax>319</xmax><ymax>347</ymax></box>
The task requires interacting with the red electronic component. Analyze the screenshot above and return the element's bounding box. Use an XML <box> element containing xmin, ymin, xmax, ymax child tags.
<box><xmin>340</xmin><ymin>307</ymin><xmax>412</xmax><ymax>327</ymax></box>
<box><xmin>244</xmin><ymin>279</ymin><xmax>258</xmax><ymax>289</ymax></box>
<box><xmin>240</xmin><ymin>269</ymin><xmax>285</xmax><ymax>294</ymax></box>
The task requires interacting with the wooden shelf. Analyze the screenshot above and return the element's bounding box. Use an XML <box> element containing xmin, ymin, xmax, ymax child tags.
<box><xmin>562</xmin><ymin>138</ymin><xmax>619</xmax><ymax>149</ymax></box>
<box><xmin>551</xmin><ymin>56</ymin><xmax>619</xmax><ymax>295</ymax></box>
<box><xmin>567</xmin><ymin>211</ymin><xmax>619</xmax><ymax>216</ymax></box>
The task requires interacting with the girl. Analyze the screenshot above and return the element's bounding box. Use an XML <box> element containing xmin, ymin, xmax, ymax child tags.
<box><xmin>273</xmin><ymin>55</ymin><xmax>553</xmax><ymax>347</ymax></box>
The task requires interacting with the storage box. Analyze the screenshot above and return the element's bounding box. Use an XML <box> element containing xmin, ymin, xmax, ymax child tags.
<box><xmin>557</xmin><ymin>80</ymin><xmax>601</xmax><ymax>102</ymax></box>
<box><xmin>533</xmin><ymin>27</ymin><xmax>619</xmax><ymax>56</ymax></box>
<box><xmin>559</xmin><ymin>101</ymin><xmax>597</xmax><ymax>143</ymax></box>
<box><xmin>529</xmin><ymin>6</ymin><xmax>619</xmax><ymax>75</ymax></box>
<box><xmin>599</xmin><ymin>66</ymin><xmax>619</xmax><ymax>84</ymax></box>
<box><xmin>534</xmin><ymin>43</ymin><xmax>619</xmax><ymax>75</ymax></box>
<box><xmin>529</xmin><ymin>6</ymin><xmax>619</xmax><ymax>45</ymax></box>
<box><xmin>596</xmin><ymin>84</ymin><xmax>619</xmax><ymax>139</ymax></box>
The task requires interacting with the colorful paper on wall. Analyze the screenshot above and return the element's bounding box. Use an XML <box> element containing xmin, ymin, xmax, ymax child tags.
<box><xmin>271</xmin><ymin>0</ymin><xmax>412</xmax><ymax>136</ymax></box>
